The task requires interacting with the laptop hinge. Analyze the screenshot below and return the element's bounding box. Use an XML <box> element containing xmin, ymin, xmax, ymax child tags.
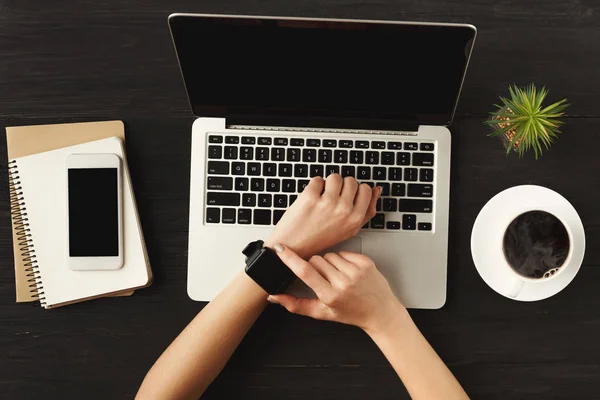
<box><xmin>227</xmin><ymin>115</ymin><xmax>419</xmax><ymax>133</ymax></box>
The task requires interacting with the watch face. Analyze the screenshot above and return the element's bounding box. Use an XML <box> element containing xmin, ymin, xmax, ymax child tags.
<box><xmin>246</xmin><ymin>248</ymin><xmax>296</xmax><ymax>294</ymax></box>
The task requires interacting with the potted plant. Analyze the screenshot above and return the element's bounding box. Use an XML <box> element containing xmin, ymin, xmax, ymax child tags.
<box><xmin>486</xmin><ymin>83</ymin><xmax>569</xmax><ymax>159</ymax></box>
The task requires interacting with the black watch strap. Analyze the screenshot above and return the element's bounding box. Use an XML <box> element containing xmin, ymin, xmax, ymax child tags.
<box><xmin>243</xmin><ymin>240</ymin><xmax>296</xmax><ymax>294</ymax></box>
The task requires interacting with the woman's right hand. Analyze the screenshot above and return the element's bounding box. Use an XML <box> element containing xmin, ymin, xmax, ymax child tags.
<box><xmin>268</xmin><ymin>245</ymin><xmax>407</xmax><ymax>334</ymax></box>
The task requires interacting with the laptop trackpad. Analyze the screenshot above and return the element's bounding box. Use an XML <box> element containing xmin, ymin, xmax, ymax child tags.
<box><xmin>287</xmin><ymin>237</ymin><xmax>363</xmax><ymax>298</ymax></box>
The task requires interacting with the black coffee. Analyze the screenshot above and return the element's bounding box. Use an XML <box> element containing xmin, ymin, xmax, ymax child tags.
<box><xmin>502</xmin><ymin>210</ymin><xmax>570</xmax><ymax>279</ymax></box>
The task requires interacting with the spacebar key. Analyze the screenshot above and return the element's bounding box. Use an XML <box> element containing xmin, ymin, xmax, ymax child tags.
<box><xmin>399</xmin><ymin>199</ymin><xmax>433</xmax><ymax>213</ymax></box>
<box><xmin>207</xmin><ymin>192</ymin><xmax>240</xmax><ymax>206</ymax></box>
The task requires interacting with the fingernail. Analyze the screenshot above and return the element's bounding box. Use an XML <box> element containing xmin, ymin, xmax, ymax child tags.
<box><xmin>274</xmin><ymin>243</ymin><xmax>284</xmax><ymax>253</ymax></box>
<box><xmin>267</xmin><ymin>295</ymin><xmax>279</xmax><ymax>304</ymax></box>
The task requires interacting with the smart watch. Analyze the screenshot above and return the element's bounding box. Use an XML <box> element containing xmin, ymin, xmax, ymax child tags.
<box><xmin>243</xmin><ymin>240</ymin><xmax>296</xmax><ymax>294</ymax></box>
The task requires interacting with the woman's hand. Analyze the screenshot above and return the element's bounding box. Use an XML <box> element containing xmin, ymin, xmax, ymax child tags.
<box><xmin>268</xmin><ymin>245</ymin><xmax>407</xmax><ymax>334</ymax></box>
<box><xmin>265</xmin><ymin>174</ymin><xmax>380</xmax><ymax>259</ymax></box>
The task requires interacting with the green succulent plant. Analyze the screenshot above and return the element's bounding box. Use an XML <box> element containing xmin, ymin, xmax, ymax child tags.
<box><xmin>486</xmin><ymin>83</ymin><xmax>569</xmax><ymax>159</ymax></box>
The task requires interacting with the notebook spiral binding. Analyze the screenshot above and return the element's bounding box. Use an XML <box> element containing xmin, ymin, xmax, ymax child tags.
<box><xmin>8</xmin><ymin>160</ymin><xmax>46</xmax><ymax>307</ymax></box>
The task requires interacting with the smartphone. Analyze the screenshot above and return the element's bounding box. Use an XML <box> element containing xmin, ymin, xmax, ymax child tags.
<box><xmin>66</xmin><ymin>153</ymin><xmax>123</xmax><ymax>270</ymax></box>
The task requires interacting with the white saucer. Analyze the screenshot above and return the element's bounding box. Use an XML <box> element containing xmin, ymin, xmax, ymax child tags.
<box><xmin>471</xmin><ymin>185</ymin><xmax>586</xmax><ymax>301</ymax></box>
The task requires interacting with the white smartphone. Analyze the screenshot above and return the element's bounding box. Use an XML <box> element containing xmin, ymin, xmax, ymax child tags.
<box><xmin>66</xmin><ymin>153</ymin><xmax>123</xmax><ymax>270</ymax></box>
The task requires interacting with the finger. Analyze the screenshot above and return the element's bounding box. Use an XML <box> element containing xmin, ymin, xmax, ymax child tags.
<box><xmin>361</xmin><ymin>187</ymin><xmax>382</xmax><ymax>225</ymax></box>
<box><xmin>267</xmin><ymin>294</ymin><xmax>330</xmax><ymax>320</ymax></box>
<box><xmin>353</xmin><ymin>183</ymin><xmax>374</xmax><ymax>216</ymax></box>
<box><xmin>323</xmin><ymin>252</ymin><xmax>359</xmax><ymax>275</ymax></box>
<box><xmin>338</xmin><ymin>251</ymin><xmax>372</xmax><ymax>267</ymax></box>
<box><xmin>302</xmin><ymin>176</ymin><xmax>325</xmax><ymax>198</ymax></box>
<box><xmin>324</xmin><ymin>173</ymin><xmax>343</xmax><ymax>197</ymax></box>
<box><xmin>274</xmin><ymin>244</ymin><xmax>331</xmax><ymax>296</ymax></box>
<box><xmin>310</xmin><ymin>255</ymin><xmax>343</xmax><ymax>282</ymax></box>
<box><xmin>340</xmin><ymin>176</ymin><xmax>359</xmax><ymax>204</ymax></box>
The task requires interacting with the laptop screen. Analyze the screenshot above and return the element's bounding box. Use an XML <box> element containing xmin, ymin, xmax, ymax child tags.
<box><xmin>169</xmin><ymin>15</ymin><xmax>476</xmax><ymax>127</ymax></box>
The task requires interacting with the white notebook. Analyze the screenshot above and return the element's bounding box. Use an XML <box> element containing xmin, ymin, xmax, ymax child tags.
<box><xmin>9</xmin><ymin>137</ymin><xmax>152</xmax><ymax>308</ymax></box>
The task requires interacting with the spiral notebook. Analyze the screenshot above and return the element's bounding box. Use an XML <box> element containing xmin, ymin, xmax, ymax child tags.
<box><xmin>8</xmin><ymin>135</ymin><xmax>152</xmax><ymax>308</ymax></box>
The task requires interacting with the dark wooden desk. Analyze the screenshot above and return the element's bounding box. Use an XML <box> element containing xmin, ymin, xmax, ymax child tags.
<box><xmin>1</xmin><ymin>1</ymin><xmax>600</xmax><ymax>399</ymax></box>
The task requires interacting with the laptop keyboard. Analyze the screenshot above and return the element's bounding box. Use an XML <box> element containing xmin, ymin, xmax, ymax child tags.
<box><xmin>204</xmin><ymin>133</ymin><xmax>436</xmax><ymax>232</ymax></box>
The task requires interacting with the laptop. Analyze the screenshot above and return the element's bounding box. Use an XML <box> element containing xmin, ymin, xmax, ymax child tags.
<box><xmin>169</xmin><ymin>14</ymin><xmax>476</xmax><ymax>309</ymax></box>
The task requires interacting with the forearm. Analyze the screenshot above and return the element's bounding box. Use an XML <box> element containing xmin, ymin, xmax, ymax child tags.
<box><xmin>367</xmin><ymin>305</ymin><xmax>469</xmax><ymax>400</ymax></box>
<box><xmin>136</xmin><ymin>270</ymin><xmax>268</xmax><ymax>400</ymax></box>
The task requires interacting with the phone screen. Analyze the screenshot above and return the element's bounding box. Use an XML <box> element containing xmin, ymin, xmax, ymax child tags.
<box><xmin>68</xmin><ymin>168</ymin><xmax>119</xmax><ymax>257</ymax></box>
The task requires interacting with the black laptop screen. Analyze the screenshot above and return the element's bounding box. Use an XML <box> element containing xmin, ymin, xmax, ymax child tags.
<box><xmin>169</xmin><ymin>15</ymin><xmax>476</xmax><ymax>126</ymax></box>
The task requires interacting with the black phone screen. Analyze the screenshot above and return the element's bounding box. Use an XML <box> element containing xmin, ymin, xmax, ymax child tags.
<box><xmin>68</xmin><ymin>168</ymin><xmax>119</xmax><ymax>257</ymax></box>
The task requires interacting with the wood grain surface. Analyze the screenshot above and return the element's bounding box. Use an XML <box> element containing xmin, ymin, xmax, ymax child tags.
<box><xmin>1</xmin><ymin>1</ymin><xmax>599</xmax><ymax>399</ymax></box>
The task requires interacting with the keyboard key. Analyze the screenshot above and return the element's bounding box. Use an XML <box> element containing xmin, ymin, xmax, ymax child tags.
<box><xmin>231</xmin><ymin>162</ymin><xmax>245</xmax><ymax>175</ymax></box>
<box><xmin>274</xmin><ymin>195</ymin><xmax>288</xmax><ymax>208</ymax></box>
<box><xmin>207</xmin><ymin>192</ymin><xmax>240</xmax><ymax>206</ymax></box>
<box><xmin>387</xmin><ymin>142</ymin><xmax>402</xmax><ymax>150</ymax></box>
<box><xmin>208</xmin><ymin>145</ymin><xmax>222</xmax><ymax>159</ymax></box>
<box><xmin>256</xmin><ymin>147</ymin><xmax>269</xmax><ymax>160</ymax></box>
<box><xmin>397</xmin><ymin>152</ymin><xmax>411</xmax><ymax>165</ymax></box>
<box><xmin>399</xmin><ymin>199</ymin><xmax>433</xmax><ymax>213</ymax></box>
<box><xmin>404</xmin><ymin>168</ymin><xmax>418</xmax><ymax>181</ymax></box>
<box><xmin>366</xmin><ymin>151</ymin><xmax>379</xmax><ymax>164</ymax></box>
<box><xmin>402</xmin><ymin>214</ymin><xmax>416</xmax><ymax>230</ymax></box>
<box><xmin>263</xmin><ymin>163</ymin><xmax>276</xmax><ymax>176</ymax></box>
<box><xmin>412</xmin><ymin>153</ymin><xmax>434</xmax><ymax>167</ymax></box>
<box><xmin>206</xmin><ymin>207</ymin><xmax>220</xmax><ymax>223</ymax></box>
<box><xmin>376</xmin><ymin>198</ymin><xmax>382</xmax><ymax>211</ymax></box>
<box><xmin>371</xmin><ymin>141</ymin><xmax>385</xmax><ymax>149</ymax></box>
<box><xmin>238</xmin><ymin>209</ymin><xmax>252</xmax><ymax>224</ymax></box>
<box><xmin>273</xmin><ymin>210</ymin><xmax>285</xmax><ymax>224</ymax></box>
<box><xmin>323</xmin><ymin>139</ymin><xmax>337</xmax><ymax>147</ymax></box>
<box><xmin>357</xmin><ymin>166</ymin><xmax>371</xmax><ymax>179</ymax></box>
<box><xmin>240</xmin><ymin>147</ymin><xmax>253</xmax><ymax>160</ymax></box>
<box><xmin>294</xmin><ymin>164</ymin><xmax>308</xmax><ymax>177</ymax></box>
<box><xmin>325</xmin><ymin>165</ymin><xmax>340</xmax><ymax>176</ymax></box>
<box><xmin>278</xmin><ymin>163</ymin><xmax>293</xmax><ymax>177</ymax></box>
<box><xmin>208</xmin><ymin>135</ymin><xmax>223</xmax><ymax>144</ymax></box>
<box><xmin>302</xmin><ymin>149</ymin><xmax>317</xmax><ymax>162</ymax></box>
<box><xmin>272</xmin><ymin>147</ymin><xmax>285</xmax><ymax>161</ymax></box>
<box><xmin>224</xmin><ymin>147</ymin><xmax>237</xmax><ymax>160</ymax></box>
<box><xmin>350</xmin><ymin>150</ymin><xmax>364</xmax><ymax>164</ymax></box>
<box><xmin>377</xmin><ymin>182</ymin><xmax>390</xmax><ymax>196</ymax></box>
<box><xmin>381</xmin><ymin>152</ymin><xmax>395</xmax><ymax>165</ymax></box>
<box><xmin>207</xmin><ymin>177</ymin><xmax>233</xmax><ymax>190</ymax></box>
<box><xmin>251</xmin><ymin>178</ymin><xmax>265</xmax><ymax>192</ymax></box>
<box><xmin>241</xmin><ymin>136</ymin><xmax>255</xmax><ymax>145</ymax></box>
<box><xmin>420</xmin><ymin>169</ymin><xmax>434</xmax><ymax>182</ymax></box>
<box><xmin>289</xmin><ymin>195</ymin><xmax>298</xmax><ymax>205</ymax></box>
<box><xmin>283</xmin><ymin>179</ymin><xmax>296</xmax><ymax>193</ymax></box>
<box><xmin>371</xmin><ymin>213</ymin><xmax>385</xmax><ymax>229</ymax></box>
<box><xmin>408</xmin><ymin>184</ymin><xmax>433</xmax><ymax>198</ymax></box>
<box><xmin>387</xmin><ymin>221</ymin><xmax>401</xmax><ymax>230</ymax></box>
<box><xmin>339</xmin><ymin>140</ymin><xmax>353</xmax><ymax>148</ymax></box>
<box><xmin>235</xmin><ymin>177</ymin><xmax>249</xmax><ymax>191</ymax></box>
<box><xmin>318</xmin><ymin>149</ymin><xmax>332</xmax><ymax>163</ymax></box>
<box><xmin>310</xmin><ymin>165</ymin><xmax>324</xmax><ymax>177</ymax></box>
<box><xmin>275</xmin><ymin>138</ymin><xmax>288</xmax><ymax>146</ymax></box>
<box><xmin>418</xmin><ymin>222</ymin><xmax>433</xmax><ymax>231</ymax></box>
<box><xmin>208</xmin><ymin>161</ymin><xmax>229</xmax><ymax>175</ymax></box>
<box><xmin>364</xmin><ymin>182</ymin><xmax>375</xmax><ymax>188</ymax></box>
<box><xmin>341</xmin><ymin>166</ymin><xmax>356</xmax><ymax>178</ymax></box>
<box><xmin>258</xmin><ymin>137</ymin><xmax>272</xmax><ymax>145</ymax></box>
<box><xmin>242</xmin><ymin>193</ymin><xmax>256</xmax><ymax>206</ymax></box>
<box><xmin>290</xmin><ymin>138</ymin><xmax>305</xmax><ymax>146</ymax></box>
<box><xmin>225</xmin><ymin>136</ymin><xmax>239</xmax><ymax>144</ymax></box>
<box><xmin>266</xmin><ymin>179</ymin><xmax>280</xmax><ymax>192</ymax></box>
<box><xmin>222</xmin><ymin>208</ymin><xmax>236</xmax><ymax>224</ymax></box>
<box><xmin>356</xmin><ymin>140</ymin><xmax>369</xmax><ymax>149</ymax></box>
<box><xmin>392</xmin><ymin>183</ymin><xmax>406</xmax><ymax>196</ymax></box>
<box><xmin>373</xmin><ymin>167</ymin><xmax>386</xmax><ymax>180</ymax></box>
<box><xmin>259</xmin><ymin>194</ymin><xmax>272</xmax><ymax>207</ymax></box>
<box><xmin>247</xmin><ymin>163</ymin><xmax>261</xmax><ymax>176</ymax></box>
<box><xmin>307</xmin><ymin>139</ymin><xmax>321</xmax><ymax>147</ymax></box>
<box><xmin>334</xmin><ymin>150</ymin><xmax>348</xmax><ymax>163</ymax></box>
<box><xmin>420</xmin><ymin>143</ymin><xmax>435</xmax><ymax>151</ymax></box>
<box><xmin>363</xmin><ymin>222</ymin><xmax>369</xmax><ymax>229</ymax></box>
<box><xmin>383</xmin><ymin>198</ymin><xmax>397</xmax><ymax>212</ymax></box>
<box><xmin>297</xmin><ymin>180</ymin><xmax>309</xmax><ymax>193</ymax></box>
<box><xmin>254</xmin><ymin>209</ymin><xmax>271</xmax><ymax>225</ymax></box>
<box><xmin>287</xmin><ymin>148</ymin><xmax>301</xmax><ymax>162</ymax></box>
<box><xmin>389</xmin><ymin>168</ymin><xmax>402</xmax><ymax>181</ymax></box>
<box><xmin>405</xmin><ymin>142</ymin><xmax>418</xmax><ymax>150</ymax></box>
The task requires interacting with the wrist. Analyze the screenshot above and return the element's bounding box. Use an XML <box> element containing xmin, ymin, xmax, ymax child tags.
<box><xmin>363</xmin><ymin>299</ymin><xmax>411</xmax><ymax>338</ymax></box>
